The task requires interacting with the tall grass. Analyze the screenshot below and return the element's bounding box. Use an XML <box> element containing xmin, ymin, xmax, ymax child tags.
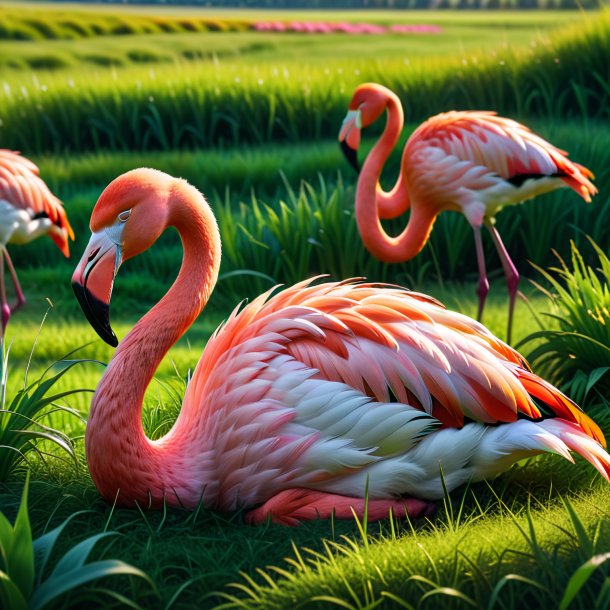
<box><xmin>0</xmin><ymin>11</ymin><xmax>607</xmax><ymax>154</ymax></box>
<box><xmin>0</xmin><ymin>316</ymin><xmax>91</xmax><ymax>482</ymax></box>
<box><xmin>521</xmin><ymin>240</ymin><xmax>610</xmax><ymax>407</ymax></box>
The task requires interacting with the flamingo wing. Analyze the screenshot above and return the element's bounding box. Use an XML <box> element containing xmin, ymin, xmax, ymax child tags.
<box><xmin>407</xmin><ymin>111</ymin><xmax>596</xmax><ymax>204</ymax></box>
<box><xmin>180</xmin><ymin>280</ymin><xmax>606</xmax><ymax>509</ymax></box>
<box><xmin>0</xmin><ymin>150</ymin><xmax>74</xmax><ymax>249</ymax></box>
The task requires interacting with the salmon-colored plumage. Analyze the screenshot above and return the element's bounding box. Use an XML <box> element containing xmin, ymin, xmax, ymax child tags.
<box><xmin>339</xmin><ymin>83</ymin><xmax>596</xmax><ymax>343</ymax></box>
<box><xmin>72</xmin><ymin>169</ymin><xmax>609</xmax><ymax>526</ymax></box>
<box><xmin>0</xmin><ymin>150</ymin><xmax>73</xmax><ymax>335</ymax></box>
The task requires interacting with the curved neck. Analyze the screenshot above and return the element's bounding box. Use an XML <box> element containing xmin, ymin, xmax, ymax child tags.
<box><xmin>360</xmin><ymin>94</ymin><xmax>411</xmax><ymax>220</ymax></box>
<box><xmin>356</xmin><ymin>95</ymin><xmax>437</xmax><ymax>263</ymax></box>
<box><xmin>86</xmin><ymin>180</ymin><xmax>221</xmax><ymax>507</ymax></box>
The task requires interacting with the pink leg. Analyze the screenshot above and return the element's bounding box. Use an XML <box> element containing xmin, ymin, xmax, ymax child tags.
<box><xmin>244</xmin><ymin>488</ymin><xmax>436</xmax><ymax>526</ymax></box>
<box><xmin>473</xmin><ymin>226</ymin><xmax>489</xmax><ymax>322</ymax></box>
<box><xmin>2</xmin><ymin>248</ymin><xmax>26</xmax><ymax>313</ymax></box>
<box><xmin>0</xmin><ymin>250</ymin><xmax>10</xmax><ymax>336</ymax></box>
<box><xmin>485</xmin><ymin>222</ymin><xmax>519</xmax><ymax>344</ymax></box>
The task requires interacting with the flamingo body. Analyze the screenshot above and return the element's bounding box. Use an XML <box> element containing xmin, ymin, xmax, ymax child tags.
<box><xmin>72</xmin><ymin>169</ymin><xmax>609</xmax><ymax>525</ymax></box>
<box><xmin>403</xmin><ymin>110</ymin><xmax>595</xmax><ymax>226</ymax></box>
<box><xmin>0</xmin><ymin>150</ymin><xmax>73</xmax><ymax>334</ymax></box>
<box><xmin>339</xmin><ymin>84</ymin><xmax>596</xmax><ymax>342</ymax></box>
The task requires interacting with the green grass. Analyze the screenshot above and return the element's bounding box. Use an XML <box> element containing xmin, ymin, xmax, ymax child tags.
<box><xmin>0</xmin><ymin>4</ymin><xmax>251</xmax><ymax>43</ymax></box>
<box><xmin>216</xmin><ymin>483</ymin><xmax>610</xmax><ymax>610</ymax></box>
<box><xmin>521</xmin><ymin>240</ymin><xmax>610</xmax><ymax>407</ymax></box>
<box><xmin>0</xmin><ymin>10</ymin><xmax>574</xmax><ymax>70</ymax></box>
<box><xmin>1</xmin><ymin>10</ymin><xmax>607</xmax><ymax>153</ymax></box>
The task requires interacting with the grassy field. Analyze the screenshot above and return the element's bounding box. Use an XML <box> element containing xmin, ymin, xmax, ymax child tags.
<box><xmin>2</xmin><ymin>5</ymin><xmax>610</xmax><ymax>610</ymax></box>
<box><xmin>1</xmin><ymin>10</ymin><xmax>607</xmax><ymax>153</ymax></box>
<box><xmin>0</xmin><ymin>26</ymin><xmax>563</xmax><ymax>68</ymax></box>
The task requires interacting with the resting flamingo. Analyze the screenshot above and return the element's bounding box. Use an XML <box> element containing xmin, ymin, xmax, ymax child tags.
<box><xmin>72</xmin><ymin>168</ymin><xmax>609</xmax><ymax>525</ymax></box>
<box><xmin>0</xmin><ymin>150</ymin><xmax>74</xmax><ymax>335</ymax></box>
<box><xmin>338</xmin><ymin>83</ymin><xmax>597</xmax><ymax>343</ymax></box>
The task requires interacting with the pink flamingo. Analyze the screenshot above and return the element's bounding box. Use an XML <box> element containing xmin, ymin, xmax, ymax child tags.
<box><xmin>0</xmin><ymin>150</ymin><xmax>74</xmax><ymax>336</ymax></box>
<box><xmin>72</xmin><ymin>168</ymin><xmax>609</xmax><ymax>525</ymax></box>
<box><xmin>338</xmin><ymin>83</ymin><xmax>597</xmax><ymax>343</ymax></box>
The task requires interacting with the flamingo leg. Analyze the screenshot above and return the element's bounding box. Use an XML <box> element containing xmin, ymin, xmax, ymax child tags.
<box><xmin>244</xmin><ymin>488</ymin><xmax>435</xmax><ymax>526</ymax></box>
<box><xmin>0</xmin><ymin>249</ymin><xmax>10</xmax><ymax>335</ymax></box>
<box><xmin>2</xmin><ymin>247</ymin><xmax>26</xmax><ymax>313</ymax></box>
<box><xmin>485</xmin><ymin>221</ymin><xmax>519</xmax><ymax>344</ymax></box>
<box><xmin>473</xmin><ymin>226</ymin><xmax>489</xmax><ymax>322</ymax></box>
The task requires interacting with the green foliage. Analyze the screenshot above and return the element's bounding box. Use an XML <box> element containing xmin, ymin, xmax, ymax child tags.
<box><xmin>0</xmin><ymin>12</ymin><xmax>608</xmax><ymax>154</ymax></box>
<box><xmin>0</xmin><ymin>475</ymin><xmax>155</xmax><ymax>609</ymax></box>
<box><xmin>521</xmin><ymin>239</ymin><xmax>610</xmax><ymax>406</ymax></box>
<box><xmin>0</xmin><ymin>313</ymin><xmax>90</xmax><ymax>481</ymax></box>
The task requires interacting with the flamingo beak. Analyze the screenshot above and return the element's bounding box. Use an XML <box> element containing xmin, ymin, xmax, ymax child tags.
<box><xmin>338</xmin><ymin>109</ymin><xmax>362</xmax><ymax>173</ymax></box>
<box><xmin>72</xmin><ymin>228</ymin><xmax>124</xmax><ymax>347</ymax></box>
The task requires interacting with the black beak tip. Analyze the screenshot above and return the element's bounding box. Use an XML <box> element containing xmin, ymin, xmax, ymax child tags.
<box><xmin>72</xmin><ymin>281</ymin><xmax>118</xmax><ymax>348</ymax></box>
<box><xmin>339</xmin><ymin>139</ymin><xmax>360</xmax><ymax>173</ymax></box>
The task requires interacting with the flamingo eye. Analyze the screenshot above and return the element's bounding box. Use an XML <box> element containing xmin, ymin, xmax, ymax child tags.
<box><xmin>118</xmin><ymin>209</ymin><xmax>131</xmax><ymax>222</ymax></box>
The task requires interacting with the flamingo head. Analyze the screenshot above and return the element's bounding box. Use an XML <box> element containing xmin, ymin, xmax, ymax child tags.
<box><xmin>72</xmin><ymin>168</ymin><xmax>173</xmax><ymax>347</ymax></box>
<box><xmin>339</xmin><ymin>83</ymin><xmax>396</xmax><ymax>173</ymax></box>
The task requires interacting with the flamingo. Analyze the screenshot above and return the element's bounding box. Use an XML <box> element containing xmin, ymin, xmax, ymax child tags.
<box><xmin>338</xmin><ymin>83</ymin><xmax>597</xmax><ymax>343</ymax></box>
<box><xmin>0</xmin><ymin>150</ymin><xmax>74</xmax><ymax>335</ymax></box>
<box><xmin>71</xmin><ymin>168</ymin><xmax>609</xmax><ymax>525</ymax></box>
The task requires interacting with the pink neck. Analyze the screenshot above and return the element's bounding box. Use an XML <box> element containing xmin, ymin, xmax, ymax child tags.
<box><xmin>360</xmin><ymin>94</ymin><xmax>411</xmax><ymax>220</ymax></box>
<box><xmin>356</xmin><ymin>94</ymin><xmax>436</xmax><ymax>263</ymax></box>
<box><xmin>85</xmin><ymin>180</ymin><xmax>221</xmax><ymax>507</ymax></box>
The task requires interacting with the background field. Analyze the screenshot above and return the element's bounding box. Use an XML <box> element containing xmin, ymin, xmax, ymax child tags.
<box><xmin>2</xmin><ymin>4</ymin><xmax>610</xmax><ymax>609</ymax></box>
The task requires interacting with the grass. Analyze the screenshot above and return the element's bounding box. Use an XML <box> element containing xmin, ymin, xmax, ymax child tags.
<box><xmin>0</xmin><ymin>10</ymin><xmax>607</xmax><ymax>153</ymax></box>
<box><xmin>0</xmin><ymin>10</ymin><xmax>575</xmax><ymax>71</ymax></box>
<box><xmin>520</xmin><ymin>240</ymin><xmax>610</xmax><ymax>407</ymax></box>
<box><xmin>0</xmin><ymin>330</ymin><xmax>86</xmax><ymax>482</ymax></box>
<box><xmin>0</xmin><ymin>475</ymin><xmax>154</xmax><ymax>609</ymax></box>
<box><xmin>0</xmin><ymin>5</ymin><xmax>250</xmax><ymax>43</ymax></box>
<box><xmin>216</xmin><ymin>483</ymin><xmax>610</xmax><ymax>610</ymax></box>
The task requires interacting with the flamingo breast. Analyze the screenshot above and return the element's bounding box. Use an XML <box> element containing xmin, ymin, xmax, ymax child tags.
<box><xmin>0</xmin><ymin>199</ymin><xmax>32</xmax><ymax>245</ymax></box>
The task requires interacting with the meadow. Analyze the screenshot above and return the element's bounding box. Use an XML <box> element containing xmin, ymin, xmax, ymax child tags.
<box><xmin>2</xmin><ymin>4</ymin><xmax>610</xmax><ymax>609</ymax></box>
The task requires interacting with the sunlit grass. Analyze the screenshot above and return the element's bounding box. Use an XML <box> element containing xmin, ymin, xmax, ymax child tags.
<box><xmin>0</xmin><ymin>11</ymin><xmax>607</xmax><ymax>153</ymax></box>
<box><xmin>216</xmin><ymin>482</ymin><xmax>610</xmax><ymax>610</ymax></box>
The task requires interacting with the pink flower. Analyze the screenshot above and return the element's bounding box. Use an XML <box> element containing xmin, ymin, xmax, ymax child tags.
<box><xmin>252</xmin><ymin>20</ymin><xmax>442</xmax><ymax>36</ymax></box>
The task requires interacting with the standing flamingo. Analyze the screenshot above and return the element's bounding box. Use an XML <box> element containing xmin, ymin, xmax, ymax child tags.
<box><xmin>72</xmin><ymin>168</ymin><xmax>609</xmax><ymax>525</ymax></box>
<box><xmin>0</xmin><ymin>150</ymin><xmax>74</xmax><ymax>335</ymax></box>
<box><xmin>338</xmin><ymin>83</ymin><xmax>597</xmax><ymax>343</ymax></box>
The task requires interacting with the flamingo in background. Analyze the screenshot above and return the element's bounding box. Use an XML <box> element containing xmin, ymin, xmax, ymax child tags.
<box><xmin>0</xmin><ymin>150</ymin><xmax>74</xmax><ymax>336</ymax></box>
<box><xmin>72</xmin><ymin>168</ymin><xmax>609</xmax><ymax>525</ymax></box>
<box><xmin>338</xmin><ymin>83</ymin><xmax>596</xmax><ymax>343</ymax></box>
